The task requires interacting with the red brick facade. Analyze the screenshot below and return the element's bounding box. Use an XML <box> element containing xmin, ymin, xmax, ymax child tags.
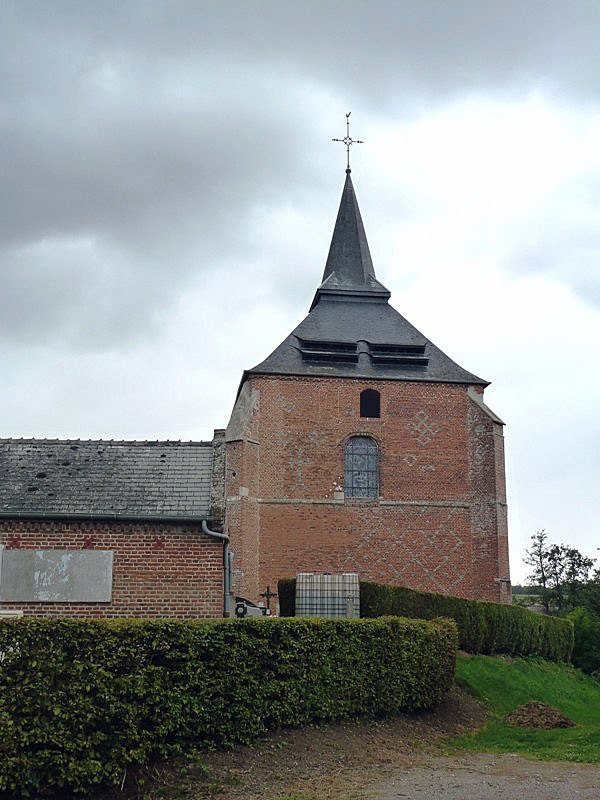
<box><xmin>0</xmin><ymin>519</ymin><xmax>223</xmax><ymax>618</ymax></box>
<box><xmin>225</xmin><ymin>375</ymin><xmax>510</xmax><ymax>607</ymax></box>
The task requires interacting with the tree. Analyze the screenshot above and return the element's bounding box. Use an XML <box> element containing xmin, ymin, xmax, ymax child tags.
<box><xmin>569</xmin><ymin>607</ymin><xmax>600</xmax><ymax>676</ymax></box>
<box><xmin>524</xmin><ymin>531</ymin><xmax>596</xmax><ymax>614</ymax></box>
<box><xmin>563</xmin><ymin>546</ymin><xmax>595</xmax><ymax>609</ymax></box>
<box><xmin>524</xmin><ymin>530</ymin><xmax>551</xmax><ymax>612</ymax></box>
<box><xmin>582</xmin><ymin>569</ymin><xmax>600</xmax><ymax>616</ymax></box>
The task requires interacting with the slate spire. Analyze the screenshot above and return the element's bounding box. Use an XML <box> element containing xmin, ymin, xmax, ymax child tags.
<box><xmin>323</xmin><ymin>170</ymin><xmax>374</xmax><ymax>284</ymax></box>
<box><xmin>310</xmin><ymin>171</ymin><xmax>390</xmax><ymax>310</ymax></box>
<box><xmin>245</xmin><ymin>169</ymin><xmax>488</xmax><ymax>388</ymax></box>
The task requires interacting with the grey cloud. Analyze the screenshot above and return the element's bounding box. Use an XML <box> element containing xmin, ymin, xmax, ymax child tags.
<box><xmin>2</xmin><ymin>0</ymin><xmax>600</xmax><ymax>351</ymax></box>
<box><xmin>503</xmin><ymin>174</ymin><xmax>600</xmax><ymax>306</ymax></box>
<box><xmin>6</xmin><ymin>1</ymin><xmax>600</xmax><ymax>102</ymax></box>
<box><xmin>507</xmin><ymin>233</ymin><xmax>600</xmax><ymax>306</ymax></box>
<box><xmin>0</xmin><ymin>238</ymin><xmax>173</xmax><ymax>349</ymax></box>
<box><xmin>2</xmin><ymin>74</ymin><xmax>308</xmax><ymax>251</ymax></box>
<box><xmin>1</xmin><ymin>27</ymin><xmax>316</xmax><ymax>347</ymax></box>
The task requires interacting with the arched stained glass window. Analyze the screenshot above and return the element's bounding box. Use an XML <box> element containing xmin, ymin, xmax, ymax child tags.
<box><xmin>344</xmin><ymin>436</ymin><xmax>379</xmax><ymax>498</ymax></box>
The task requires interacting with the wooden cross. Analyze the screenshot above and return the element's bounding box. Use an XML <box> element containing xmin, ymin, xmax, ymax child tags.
<box><xmin>260</xmin><ymin>585</ymin><xmax>277</xmax><ymax>611</ymax></box>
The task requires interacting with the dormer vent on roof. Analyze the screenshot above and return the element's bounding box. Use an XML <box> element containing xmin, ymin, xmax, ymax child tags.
<box><xmin>296</xmin><ymin>338</ymin><xmax>429</xmax><ymax>369</ymax></box>
<box><xmin>297</xmin><ymin>338</ymin><xmax>359</xmax><ymax>365</ymax></box>
<box><xmin>369</xmin><ymin>343</ymin><xmax>429</xmax><ymax>367</ymax></box>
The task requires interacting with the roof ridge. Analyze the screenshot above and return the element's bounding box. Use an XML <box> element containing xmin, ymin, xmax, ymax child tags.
<box><xmin>0</xmin><ymin>438</ymin><xmax>212</xmax><ymax>447</ymax></box>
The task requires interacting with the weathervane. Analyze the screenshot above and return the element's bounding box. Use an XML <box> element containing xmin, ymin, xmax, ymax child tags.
<box><xmin>332</xmin><ymin>112</ymin><xmax>364</xmax><ymax>173</ymax></box>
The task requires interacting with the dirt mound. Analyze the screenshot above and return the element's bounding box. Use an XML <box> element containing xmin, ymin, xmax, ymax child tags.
<box><xmin>505</xmin><ymin>701</ymin><xmax>575</xmax><ymax>729</ymax></box>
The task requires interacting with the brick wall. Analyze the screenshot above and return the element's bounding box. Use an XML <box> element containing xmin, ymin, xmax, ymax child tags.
<box><xmin>0</xmin><ymin>519</ymin><xmax>223</xmax><ymax>618</ymax></box>
<box><xmin>468</xmin><ymin>393</ymin><xmax>511</xmax><ymax>603</ymax></box>
<box><xmin>225</xmin><ymin>374</ymin><xmax>510</xmax><ymax>605</ymax></box>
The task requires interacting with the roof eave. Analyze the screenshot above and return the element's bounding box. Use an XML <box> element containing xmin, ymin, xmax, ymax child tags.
<box><xmin>0</xmin><ymin>510</ymin><xmax>215</xmax><ymax>524</ymax></box>
<box><xmin>309</xmin><ymin>284</ymin><xmax>391</xmax><ymax>311</ymax></box>
<box><xmin>244</xmin><ymin>368</ymin><xmax>489</xmax><ymax>387</ymax></box>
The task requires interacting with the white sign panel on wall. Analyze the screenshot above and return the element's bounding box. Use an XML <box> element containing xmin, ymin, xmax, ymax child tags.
<box><xmin>0</xmin><ymin>550</ymin><xmax>113</xmax><ymax>602</ymax></box>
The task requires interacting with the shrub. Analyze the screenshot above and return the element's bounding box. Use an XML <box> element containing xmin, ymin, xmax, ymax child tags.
<box><xmin>359</xmin><ymin>581</ymin><xmax>573</xmax><ymax>662</ymax></box>
<box><xmin>0</xmin><ymin>614</ymin><xmax>457</xmax><ymax>798</ymax></box>
<box><xmin>278</xmin><ymin>579</ymin><xmax>573</xmax><ymax>662</ymax></box>
<box><xmin>569</xmin><ymin>607</ymin><xmax>600</xmax><ymax>676</ymax></box>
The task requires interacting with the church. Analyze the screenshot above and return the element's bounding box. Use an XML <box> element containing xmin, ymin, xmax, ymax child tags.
<box><xmin>0</xmin><ymin>165</ymin><xmax>511</xmax><ymax>618</ymax></box>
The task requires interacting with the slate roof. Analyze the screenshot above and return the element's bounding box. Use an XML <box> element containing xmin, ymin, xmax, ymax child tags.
<box><xmin>0</xmin><ymin>439</ymin><xmax>214</xmax><ymax>520</ymax></box>
<box><xmin>249</xmin><ymin>297</ymin><xmax>486</xmax><ymax>384</ymax></box>
<box><xmin>248</xmin><ymin>171</ymin><xmax>488</xmax><ymax>387</ymax></box>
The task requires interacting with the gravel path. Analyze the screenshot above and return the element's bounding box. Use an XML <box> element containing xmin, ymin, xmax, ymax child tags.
<box><xmin>369</xmin><ymin>752</ymin><xmax>600</xmax><ymax>800</ymax></box>
<box><xmin>99</xmin><ymin>687</ymin><xmax>600</xmax><ymax>800</ymax></box>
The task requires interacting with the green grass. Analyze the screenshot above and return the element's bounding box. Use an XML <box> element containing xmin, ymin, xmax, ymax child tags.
<box><xmin>453</xmin><ymin>653</ymin><xmax>600</xmax><ymax>763</ymax></box>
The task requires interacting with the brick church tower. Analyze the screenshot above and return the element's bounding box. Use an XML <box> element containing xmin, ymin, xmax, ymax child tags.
<box><xmin>225</xmin><ymin>169</ymin><xmax>510</xmax><ymax>607</ymax></box>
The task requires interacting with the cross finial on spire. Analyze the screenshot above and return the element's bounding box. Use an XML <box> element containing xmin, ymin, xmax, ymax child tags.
<box><xmin>332</xmin><ymin>112</ymin><xmax>364</xmax><ymax>173</ymax></box>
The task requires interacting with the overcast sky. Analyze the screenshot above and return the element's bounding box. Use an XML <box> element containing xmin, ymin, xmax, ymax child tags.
<box><xmin>2</xmin><ymin>1</ymin><xmax>599</xmax><ymax>583</ymax></box>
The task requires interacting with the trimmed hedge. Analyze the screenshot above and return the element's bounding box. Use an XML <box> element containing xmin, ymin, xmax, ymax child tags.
<box><xmin>0</xmin><ymin>615</ymin><xmax>457</xmax><ymax>797</ymax></box>
<box><xmin>360</xmin><ymin>582</ymin><xmax>573</xmax><ymax>662</ymax></box>
<box><xmin>277</xmin><ymin>579</ymin><xmax>573</xmax><ymax>662</ymax></box>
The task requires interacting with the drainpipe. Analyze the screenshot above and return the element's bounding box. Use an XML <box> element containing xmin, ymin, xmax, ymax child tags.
<box><xmin>201</xmin><ymin>520</ymin><xmax>233</xmax><ymax>617</ymax></box>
